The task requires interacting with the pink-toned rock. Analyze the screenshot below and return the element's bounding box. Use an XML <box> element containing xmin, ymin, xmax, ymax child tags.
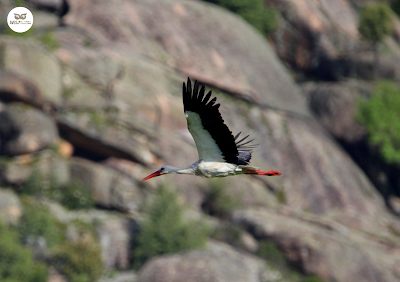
<box><xmin>0</xmin><ymin>37</ymin><xmax>62</xmax><ymax>105</ymax></box>
<box><xmin>63</xmin><ymin>0</ymin><xmax>310</xmax><ymax>117</ymax></box>
<box><xmin>0</xmin><ymin>103</ymin><xmax>58</xmax><ymax>156</ymax></box>
<box><xmin>138</xmin><ymin>241</ymin><xmax>280</xmax><ymax>282</ymax></box>
<box><xmin>300</xmin><ymin>80</ymin><xmax>369</xmax><ymax>142</ymax></box>
<box><xmin>55</xmin><ymin>0</ymin><xmax>390</xmax><ymax>229</ymax></box>
<box><xmin>0</xmin><ymin>188</ymin><xmax>22</xmax><ymax>225</ymax></box>
<box><xmin>0</xmin><ymin>0</ymin><xmax>398</xmax><ymax>280</ymax></box>
<box><xmin>47</xmin><ymin>267</ymin><xmax>67</xmax><ymax>282</ymax></box>
<box><xmin>269</xmin><ymin>0</ymin><xmax>358</xmax><ymax>71</ymax></box>
<box><xmin>97</xmin><ymin>218</ymin><xmax>132</xmax><ymax>270</ymax></box>
<box><xmin>69</xmin><ymin>157</ymin><xmax>143</xmax><ymax>212</ymax></box>
<box><xmin>232</xmin><ymin>208</ymin><xmax>400</xmax><ymax>282</ymax></box>
<box><xmin>0</xmin><ymin>71</ymin><xmax>44</xmax><ymax>108</ymax></box>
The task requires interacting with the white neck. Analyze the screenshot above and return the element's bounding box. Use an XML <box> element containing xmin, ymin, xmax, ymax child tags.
<box><xmin>177</xmin><ymin>167</ymin><xmax>196</xmax><ymax>175</ymax></box>
<box><xmin>164</xmin><ymin>165</ymin><xmax>196</xmax><ymax>175</ymax></box>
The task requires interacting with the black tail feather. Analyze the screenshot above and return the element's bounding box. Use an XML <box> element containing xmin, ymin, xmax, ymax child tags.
<box><xmin>236</xmin><ymin>134</ymin><xmax>250</xmax><ymax>145</ymax></box>
<box><xmin>234</xmin><ymin>132</ymin><xmax>242</xmax><ymax>140</ymax></box>
<box><xmin>237</xmin><ymin>150</ymin><xmax>252</xmax><ymax>165</ymax></box>
<box><xmin>234</xmin><ymin>132</ymin><xmax>257</xmax><ymax>165</ymax></box>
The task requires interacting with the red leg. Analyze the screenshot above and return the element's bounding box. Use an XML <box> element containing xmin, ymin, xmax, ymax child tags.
<box><xmin>242</xmin><ymin>168</ymin><xmax>281</xmax><ymax>176</ymax></box>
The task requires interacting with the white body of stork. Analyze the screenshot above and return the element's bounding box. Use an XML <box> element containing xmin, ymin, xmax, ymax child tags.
<box><xmin>140</xmin><ymin>78</ymin><xmax>281</xmax><ymax>182</ymax></box>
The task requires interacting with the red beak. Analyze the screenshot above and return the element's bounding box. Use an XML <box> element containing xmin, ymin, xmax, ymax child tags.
<box><xmin>140</xmin><ymin>170</ymin><xmax>162</xmax><ymax>182</ymax></box>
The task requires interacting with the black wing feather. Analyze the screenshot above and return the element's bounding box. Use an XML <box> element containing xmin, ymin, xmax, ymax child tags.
<box><xmin>207</xmin><ymin>97</ymin><xmax>217</xmax><ymax>106</ymax></box>
<box><xmin>204</xmin><ymin>91</ymin><xmax>212</xmax><ymax>105</ymax></box>
<box><xmin>198</xmin><ymin>85</ymin><xmax>205</xmax><ymax>103</ymax></box>
<box><xmin>183</xmin><ymin>78</ymin><xmax>256</xmax><ymax>165</ymax></box>
<box><xmin>183</xmin><ymin>78</ymin><xmax>238</xmax><ymax>164</ymax></box>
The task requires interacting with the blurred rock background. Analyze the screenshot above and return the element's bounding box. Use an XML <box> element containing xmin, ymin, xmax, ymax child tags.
<box><xmin>0</xmin><ymin>0</ymin><xmax>400</xmax><ymax>281</ymax></box>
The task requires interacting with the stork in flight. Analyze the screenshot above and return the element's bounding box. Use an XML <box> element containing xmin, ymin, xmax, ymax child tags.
<box><xmin>140</xmin><ymin>78</ymin><xmax>281</xmax><ymax>181</ymax></box>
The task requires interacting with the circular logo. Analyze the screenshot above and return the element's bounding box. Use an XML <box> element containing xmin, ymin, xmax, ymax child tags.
<box><xmin>7</xmin><ymin>7</ymin><xmax>34</xmax><ymax>33</ymax></box>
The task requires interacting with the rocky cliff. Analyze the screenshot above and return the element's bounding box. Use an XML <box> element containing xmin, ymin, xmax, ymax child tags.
<box><xmin>0</xmin><ymin>0</ymin><xmax>400</xmax><ymax>282</ymax></box>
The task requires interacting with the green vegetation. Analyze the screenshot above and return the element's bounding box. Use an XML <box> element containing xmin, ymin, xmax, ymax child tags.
<box><xmin>257</xmin><ymin>241</ymin><xmax>287</xmax><ymax>269</ymax></box>
<box><xmin>276</xmin><ymin>187</ymin><xmax>287</xmax><ymax>204</ymax></box>
<box><xmin>301</xmin><ymin>276</ymin><xmax>327</xmax><ymax>282</ymax></box>
<box><xmin>20</xmin><ymin>170</ymin><xmax>46</xmax><ymax>196</ymax></box>
<box><xmin>14</xmin><ymin>0</ymin><xmax>25</xmax><ymax>6</ymax></box>
<box><xmin>89</xmin><ymin>110</ymin><xmax>110</xmax><ymax>129</ymax></box>
<box><xmin>62</xmin><ymin>87</ymin><xmax>76</xmax><ymax>100</ymax></box>
<box><xmin>212</xmin><ymin>222</ymin><xmax>243</xmax><ymax>246</ymax></box>
<box><xmin>22</xmin><ymin>171</ymin><xmax>95</xmax><ymax>210</ymax></box>
<box><xmin>358</xmin><ymin>3</ymin><xmax>393</xmax><ymax>77</ymax></box>
<box><xmin>0</xmin><ymin>156</ymin><xmax>11</xmax><ymax>167</ymax></box>
<box><xmin>0</xmin><ymin>44</ymin><xmax>5</xmax><ymax>69</ymax></box>
<box><xmin>357</xmin><ymin>80</ymin><xmax>400</xmax><ymax>164</ymax></box>
<box><xmin>133</xmin><ymin>187</ymin><xmax>209</xmax><ymax>267</ymax></box>
<box><xmin>201</xmin><ymin>180</ymin><xmax>239</xmax><ymax>218</ymax></box>
<box><xmin>71</xmin><ymin>219</ymin><xmax>98</xmax><ymax>238</ymax></box>
<box><xmin>388</xmin><ymin>224</ymin><xmax>400</xmax><ymax>237</ymax></box>
<box><xmin>0</xmin><ymin>223</ymin><xmax>49</xmax><ymax>282</ymax></box>
<box><xmin>0</xmin><ymin>162</ymin><xmax>103</xmax><ymax>282</ymax></box>
<box><xmin>0</xmin><ymin>169</ymin><xmax>102</xmax><ymax>282</ymax></box>
<box><xmin>38</xmin><ymin>32</ymin><xmax>59</xmax><ymax>50</ymax></box>
<box><xmin>17</xmin><ymin>197</ymin><xmax>103</xmax><ymax>282</ymax></box>
<box><xmin>3</xmin><ymin>24</ymin><xmax>34</xmax><ymax>37</ymax></box>
<box><xmin>52</xmin><ymin>180</ymin><xmax>95</xmax><ymax>210</ymax></box>
<box><xmin>359</xmin><ymin>3</ymin><xmax>393</xmax><ymax>44</ymax></box>
<box><xmin>18</xmin><ymin>198</ymin><xmax>65</xmax><ymax>249</ymax></box>
<box><xmin>257</xmin><ymin>240</ymin><xmax>327</xmax><ymax>282</ymax></box>
<box><xmin>84</xmin><ymin>36</ymin><xmax>96</xmax><ymax>47</ymax></box>
<box><xmin>391</xmin><ymin>0</ymin><xmax>400</xmax><ymax>17</ymax></box>
<box><xmin>203</xmin><ymin>0</ymin><xmax>278</xmax><ymax>34</ymax></box>
<box><xmin>53</xmin><ymin>236</ymin><xmax>104</xmax><ymax>282</ymax></box>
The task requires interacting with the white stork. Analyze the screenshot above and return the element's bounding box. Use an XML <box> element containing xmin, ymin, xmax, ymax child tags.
<box><xmin>140</xmin><ymin>78</ymin><xmax>281</xmax><ymax>182</ymax></box>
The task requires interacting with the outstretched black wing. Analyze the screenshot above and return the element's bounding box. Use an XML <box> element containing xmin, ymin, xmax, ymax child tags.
<box><xmin>183</xmin><ymin>78</ymin><xmax>255</xmax><ymax>165</ymax></box>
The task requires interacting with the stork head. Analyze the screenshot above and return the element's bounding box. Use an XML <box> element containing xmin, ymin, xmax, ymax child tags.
<box><xmin>140</xmin><ymin>166</ymin><xmax>177</xmax><ymax>182</ymax></box>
